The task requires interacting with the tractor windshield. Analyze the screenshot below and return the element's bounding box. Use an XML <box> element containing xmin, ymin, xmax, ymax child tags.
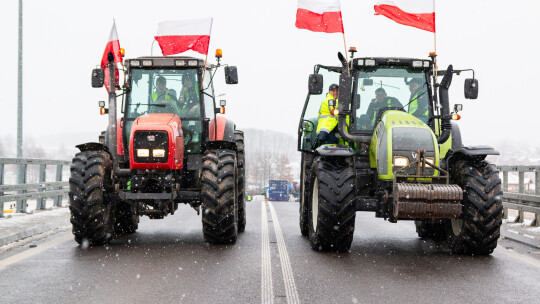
<box><xmin>126</xmin><ymin>68</ymin><xmax>201</xmax><ymax>119</ymax></box>
<box><xmin>353</xmin><ymin>67</ymin><xmax>429</xmax><ymax>131</ymax></box>
<box><xmin>124</xmin><ymin>68</ymin><xmax>204</xmax><ymax>155</ymax></box>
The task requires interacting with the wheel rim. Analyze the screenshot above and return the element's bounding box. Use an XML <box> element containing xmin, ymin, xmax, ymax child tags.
<box><xmin>451</xmin><ymin>218</ymin><xmax>463</xmax><ymax>236</ymax></box>
<box><xmin>312</xmin><ymin>177</ymin><xmax>319</xmax><ymax>232</ymax></box>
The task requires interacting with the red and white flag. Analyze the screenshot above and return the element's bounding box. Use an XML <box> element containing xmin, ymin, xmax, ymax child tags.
<box><xmin>374</xmin><ymin>0</ymin><xmax>435</xmax><ymax>33</ymax></box>
<box><xmin>101</xmin><ymin>21</ymin><xmax>122</xmax><ymax>92</ymax></box>
<box><xmin>295</xmin><ymin>0</ymin><xmax>344</xmax><ymax>33</ymax></box>
<box><xmin>155</xmin><ymin>18</ymin><xmax>213</xmax><ymax>56</ymax></box>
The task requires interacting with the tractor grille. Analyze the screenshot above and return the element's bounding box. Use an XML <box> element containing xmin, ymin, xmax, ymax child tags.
<box><xmin>133</xmin><ymin>131</ymin><xmax>169</xmax><ymax>163</ymax></box>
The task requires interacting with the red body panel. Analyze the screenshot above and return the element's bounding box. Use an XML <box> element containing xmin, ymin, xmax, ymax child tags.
<box><xmin>209</xmin><ymin>116</ymin><xmax>227</xmax><ymax>141</ymax></box>
<box><xmin>129</xmin><ymin>113</ymin><xmax>184</xmax><ymax>170</ymax></box>
<box><xmin>117</xmin><ymin>118</ymin><xmax>124</xmax><ymax>155</ymax></box>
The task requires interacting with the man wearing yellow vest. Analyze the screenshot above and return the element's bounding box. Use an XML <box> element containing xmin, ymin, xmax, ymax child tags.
<box><xmin>315</xmin><ymin>84</ymin><xmax>340</xmax><ymax>146</ymax></box>
<box><xmin>152</xmin><ymin>76</ymin><xmax>177</xmax><ymax>103</ymax></box>
<box><xmin>408</xmin><ymin>78</ymin><xmax>429</xmax><ymax>123</ymax></box>
<box><xmin>365</xmin><ymin>87</ymin><xmax>402</xmax><ymax>128</ymax></box>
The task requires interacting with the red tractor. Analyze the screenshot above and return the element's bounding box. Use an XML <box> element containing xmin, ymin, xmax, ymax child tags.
<box><xmin>69</xmin><ymin>50</ymin><xmax>245</xmax><ymax>245</ymax></box>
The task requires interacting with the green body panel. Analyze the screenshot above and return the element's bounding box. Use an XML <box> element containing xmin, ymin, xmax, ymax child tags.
<box><xmin>368</xmin><ymin>110</ymin><xmax>440</xmax><ymax>180</ymax></box>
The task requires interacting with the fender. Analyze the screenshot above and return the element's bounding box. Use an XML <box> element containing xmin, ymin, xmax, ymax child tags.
<box><xmin>76</xmin><ymin>142</ymin><xmax>112</xmax><ymax>160</ymax></box>
<box><xmin>315</xmin><ymin>144</ymin><xmax>354</xmax><ymax>157</ymax></box>
<box><xmin>448</xmin><ymin>145</ymin><xmax>499</xmax><ymax>163</ymax></box>
<box><xmin>205</xmin><ymin>140</ymin><xmax>237</xmax><ymax>151</ymax></box>
<box><xmin>209</xmin><ymin>116</ymin><xmax>235</xmax><ymax>142</ymax></box>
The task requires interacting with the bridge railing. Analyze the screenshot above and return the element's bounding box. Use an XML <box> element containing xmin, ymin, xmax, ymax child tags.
<box><xmin>0</xmin><ymin>158</ymin><xmax>70</xmax><ymax>218</ymax></box>
<box><xmin>497</xmin><ymin>165</ymin><xmax>540</xmax><ymax>226</ymax></box>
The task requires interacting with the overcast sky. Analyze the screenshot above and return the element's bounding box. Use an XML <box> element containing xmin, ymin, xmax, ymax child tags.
<box><xmin>1</xmin><ymin>0</ymin><xmax>539</xmax><ymax>154</ymax></box>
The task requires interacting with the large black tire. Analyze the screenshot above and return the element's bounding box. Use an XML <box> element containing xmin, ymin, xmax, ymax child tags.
<box><xmin>308</xmin><ymin>157</ymin><xmax>356</xmax><ymax>251</ymax></box>
<box><xmin>299</xmin><ymin>152</ymin><xmax>314</xmax><ymax>236</ymax></box>
<box><xmin>234</xmin><ymin>130</ymin><xmax>246</xmax><ymax>233</ymax></box>
<box><xmin>201</xmin><ymin>149</ymin><xmax>238</xmax><ymax>244</ymax></box>
<box><xmin>446</xmin><ymin>160</ymin><xmax>503</xmax><ymax>255</ymax></box>
<box><xmin>114</xmin><ymin>200</ymin><xmax>139</xmax><ymax>235</ymax></box>
<box><xmin>69</xmin><ymin>150</ymin><xmax>115</xmax><ymax>246</ymax></box>
<box><xmin>415</xmin><ymin>220</ymin><xmax>446</xmax><ymax>242</ymax></box>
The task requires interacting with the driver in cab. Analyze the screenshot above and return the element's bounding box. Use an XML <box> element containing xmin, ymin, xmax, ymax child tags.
<box><xmin>364</xmin><ymin>87</ymin><xmax>402</xmax><ymax>128</ymax></box>
<box><xmin>152</xmin><ymin>76</ymin><xmax>177</xmax><ymax>103</ymax></box>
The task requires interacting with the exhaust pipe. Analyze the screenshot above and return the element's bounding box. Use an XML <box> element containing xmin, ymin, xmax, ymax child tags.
<box><xmin>437</xmin><ymin>65</ymin><xmax>453</xmax><ymax>144</ymax></box>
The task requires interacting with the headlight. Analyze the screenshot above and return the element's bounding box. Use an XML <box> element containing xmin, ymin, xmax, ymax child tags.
<box><xmin>142</xmin><ymin>60</ymin><xmax>152</xmax><ymax>66</ymax></box>
<box><xmin>137</xmin><ymin>149</ymin><xmax>149</xmax><ymax>157</ymax></box>
<box><xmin>394</xmin><ymin>156</ymin><xmax>409</xmax><ymax>167</ymax></box>
<box><xmin>153</xmin><ymin>149</ymin><xmax>166</xmax><ymax>157</ymax></box>
<box><xmin>188</xmin><ymin>60</ymin><xmax>198</xmax><ymax>66</ymax></box>
<box><xmin>365</xmin><ymin>59</ymin><xmax>376</xmax><ymax>66</ymax></box>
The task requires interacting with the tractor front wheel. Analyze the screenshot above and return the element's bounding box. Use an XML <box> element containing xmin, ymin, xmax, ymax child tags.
<box><xmin>308</xmin><ymin>157</ymin><xmax>356</xmax><ymax>251</ymax></box>
<box><xmin>446</xmin><ymin>160</ymin><xmax>503</xmax><ymax>255</ymax></box>
<box><xmin>299</xmin><ymin>152</ymin><xmax>314</xmax><ymax>236</ymax></box>
<box><xmin>201</xmin><ymin>149</ymin><xmax>238</xmax><ymax>244</ymax></box>
<box><xmin>69</xmin><ymin>150</ymin><xmax>115</xmax><ymax>246</ymax></box>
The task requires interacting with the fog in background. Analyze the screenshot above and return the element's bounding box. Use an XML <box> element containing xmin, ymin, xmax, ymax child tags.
<box><xmin>1</xmin><ymin>0</ymin><xmax>539</xmax><ymax>163</ymax></box>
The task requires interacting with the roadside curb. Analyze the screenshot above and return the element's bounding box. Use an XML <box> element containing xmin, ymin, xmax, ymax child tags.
<box><xmin>501</xmin><ymin>229</ymin><xmax>540</xmax><ymax>250</ymax></box>
<box><xmin>0</xmin><ymin>208</ymin><xmax>71</xmax><ymax>248</ymax></box>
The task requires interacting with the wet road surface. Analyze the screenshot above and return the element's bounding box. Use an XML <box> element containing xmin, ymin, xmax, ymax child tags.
<box><xmin>1</xmin><ymin>199</ymin><xmax>539</xmax><ymax>303</ymax></box>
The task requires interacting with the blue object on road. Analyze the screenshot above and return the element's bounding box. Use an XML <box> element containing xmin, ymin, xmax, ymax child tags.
<box><xmin>268</xmin><ymin>180</ymin><xmax>289</xmax><ymax>201</ymax></box>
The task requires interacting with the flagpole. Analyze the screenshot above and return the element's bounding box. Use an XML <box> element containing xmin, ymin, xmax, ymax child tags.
<box><xmin>201</xmin><ymin>18</ymin><xmax>213</xmax><ymax>89</ymax></box>
<box><xmin>342</xmin><ymin>32</ymin><xmax>350</xmax><ymax>75</ymax></box>
<box><xmin>433</xmin><ymin>0</ymin><xmax>437</xmax><ymax>84</ymax></box>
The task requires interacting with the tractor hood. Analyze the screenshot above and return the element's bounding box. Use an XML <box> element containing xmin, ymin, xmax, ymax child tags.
<box><xmin>369</xmin><ymin>110</ymin><xmax>439</xmax><ymax>180</ymax></box>
<box><xmin>135</xmin><ymin>113</ymin><xmax>177</xmax><ymax>126</ymax></box>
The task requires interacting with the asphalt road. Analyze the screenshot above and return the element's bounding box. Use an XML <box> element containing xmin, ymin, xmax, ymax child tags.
<box><xmin>1</xmin><ymin>199</ymin><xmax>540</xmax><ymax>304</ymax></box>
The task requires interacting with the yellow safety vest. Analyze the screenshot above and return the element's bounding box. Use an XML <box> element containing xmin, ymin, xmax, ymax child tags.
<box><xmin>152</xmin><ymin>92</ymin><xmax>173</xmax><ymax>102</ymax></box>
<box><xmin>409</xmin><ymin>93</ymin><xmax>429</xmax><ymax>117</ymax></box>
<box><xmin>316</xmin><ymin>93</ymin><xmax>339</xmax><ymax>133</ymax></box>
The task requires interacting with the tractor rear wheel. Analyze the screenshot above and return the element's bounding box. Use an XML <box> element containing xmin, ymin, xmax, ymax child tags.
<box><xmin>114</xmin><ymin>200</ymin><xmax>139</xmax><ymax>235</ymax></box>
<box><xmin>201</xmin><ymin>149</ymin><xmax>238</xmax><ymax>244</ymax></box>
<box><xmin>299</xmin><ymin>152</ymin><xmax>314</xmax><ymax>236</ymax></box>
<box><xmin>234</xmin><ymin>130</ymin><xmax>246</xmax><ymax>233</ymax></box>
<box><xmin>69</xmin><ymin>150</ymin><xmax>115</xmax><ymax>246</ymax></box>
<box><xmin>446</xmin><ymin>160</ymin><xmax>503</xmax><ymax>255</ymax></box>
<box><xmin>308</xmin><ymin>157</ymin><xmax>356</xmax><ymax>251</ymax></box>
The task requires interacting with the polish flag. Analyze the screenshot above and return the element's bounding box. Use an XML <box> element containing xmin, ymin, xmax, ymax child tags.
<box><xmin>374</xmin><ymin>0</ymin><xmax>435</xmax><ymax>33</ymax></box>
<box><xmin>295</xmin><ymin>0</ymin><xmax>344</xmax><ymax>33</ymax></box>
<box><xmin>155</xmin><ymin>18</ymin><xmax>213</xmax><ymax>56</ymax></box>
<box><xmin>100</xmin><ymin>21</ymin><xmax>122</xmax><ymax>93</ymax></box>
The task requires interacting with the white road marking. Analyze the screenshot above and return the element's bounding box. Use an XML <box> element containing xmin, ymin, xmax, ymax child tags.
<box><xmin>495</xmin><ymin>246</ymin><xmax>540</xmax><ymax>268</ymax></box>
<box><xmin>261</xmin><ymin>200</ymin><xmax>274</xmax><ymax>304</ymax></box>
<box><xmin>0</xmin><ymin>233</ymin><xmax>73</xmax><ymax>270</ymax></box>
<box><xmin>268</xmin><ymin>201</ymin><xmax>300</xmax><ymax>304</ymax></box>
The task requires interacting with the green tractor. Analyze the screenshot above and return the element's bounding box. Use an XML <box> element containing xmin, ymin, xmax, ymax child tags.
<box><xmin>298</xmin><ymin>52</ymin><xmax>503</xmax><ymax>254</ymax></box>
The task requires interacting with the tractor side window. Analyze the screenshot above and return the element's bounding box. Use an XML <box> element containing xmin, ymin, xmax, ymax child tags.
<box><xmin>128</xmin><ymin>71</ymin><xmax>151</xmax><ymax>118</ymax></box>
<box><xmin>203</xmin><ymin>70</ymin><xmax>215</xmax><ymax>119</ymax></box>
<box><xmin>299</xmin><ymin>67</ymin><xmax>340</xmax><ymax>152</ymax></box>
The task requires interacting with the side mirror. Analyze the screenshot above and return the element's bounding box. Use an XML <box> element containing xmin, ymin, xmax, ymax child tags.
<box><xmin>91</xmin><ymin>69</ymin><xmax>105</xmax><ymax>88</ymax></box>
<box><xmin>225</xmin><ymin>66</ymin><xmax>238</xmax><ymax>84</ymax></box>
<box><xmin>308</xmin><ymin>74</ymin><xmax>323</xmax><ymax>95</ymax></box>
<box><xmin>464</xmin><ymin>78</ymin><xmax>478</xmax><ymax>99</ymax></box>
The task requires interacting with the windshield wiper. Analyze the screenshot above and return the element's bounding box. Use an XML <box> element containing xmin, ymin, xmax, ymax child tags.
<box><xmin>399</xmin><ymin>90</ymin><xmax>429</xmax><ymax>111</ymax></box>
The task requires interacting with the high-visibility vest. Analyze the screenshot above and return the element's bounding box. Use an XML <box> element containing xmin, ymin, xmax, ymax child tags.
<box><xmin>409</xmin><ymin>93</ymin><xmax>429</xmax><ymax>117</ymax></box>
<box><xmin>316</xmin><ymin>93</ymin><xmax>339</xmax><ymax>133</ymax></box>
<box><xmin>152</xmin><ymin>92</ymin><xmax>173</xmax><ymax>102</ymax></box>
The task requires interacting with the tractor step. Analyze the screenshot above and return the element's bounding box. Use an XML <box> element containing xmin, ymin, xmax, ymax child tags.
<box><xmin>393</xmin><ymin>183</ymin><xmax>463</xmax><ymax>219</ymax></box>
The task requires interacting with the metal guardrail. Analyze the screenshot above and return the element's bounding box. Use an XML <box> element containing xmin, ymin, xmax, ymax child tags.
<box><xmin>498</xmin><ymin>166</ymin><xmax>540</xmax><ymax>226</ymax></box>
<box><xmin>0</xmin><ymin>158</ymin><xmax>70</xmax><ymax>218</ymax></box>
